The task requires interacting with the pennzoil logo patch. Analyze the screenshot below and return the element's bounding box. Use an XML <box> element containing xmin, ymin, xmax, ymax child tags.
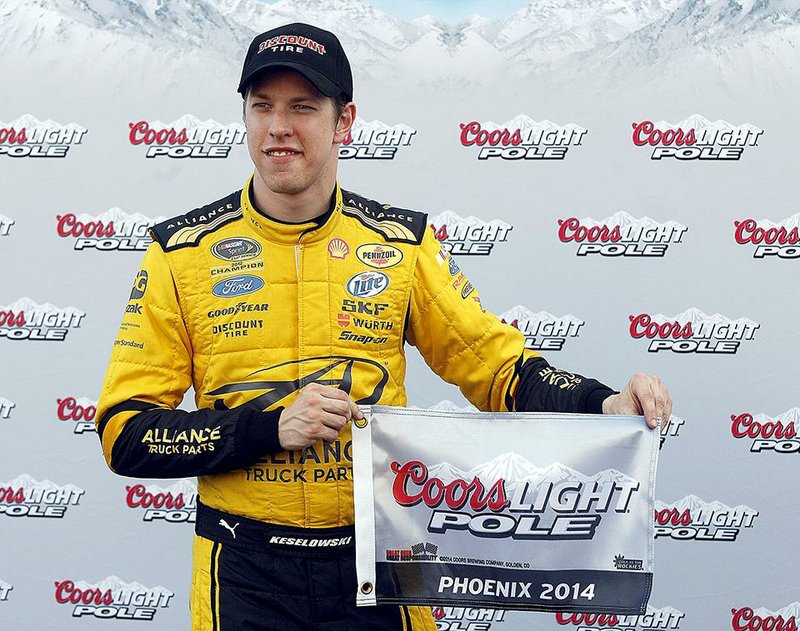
<box><xmin>356</xmin><ymin>244</ymin><xmax>403</xmax><ymax>269</ymax></box>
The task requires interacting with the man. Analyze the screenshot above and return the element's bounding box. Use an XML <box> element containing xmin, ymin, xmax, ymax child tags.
<box><xmin>97</xmin><ymin>22</ymin><xmax>671</xmax><ymax>631</ymax></box>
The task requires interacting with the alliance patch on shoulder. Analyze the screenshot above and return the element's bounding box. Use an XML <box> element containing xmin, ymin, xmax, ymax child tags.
<box><xmin>341</xmin><ymin>190</ymin><xmax>427</xmax><ymax>245</ymax></box>
<box><xmin>150</xmin><ymin>191</ymin><xmax>243</xmax><ymax>252</ymax></box>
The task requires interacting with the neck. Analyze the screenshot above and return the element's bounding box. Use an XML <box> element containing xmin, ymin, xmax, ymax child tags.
<box><xmin>251</xmin><ymin>172</ymin><xmax>337</xmax><ymax>223</ymax></box>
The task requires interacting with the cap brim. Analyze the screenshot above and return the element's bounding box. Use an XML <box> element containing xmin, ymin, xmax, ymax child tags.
<box><xmin>238</xmin><ymin>61</ymin><xmax>342</xmax><ymax>99</ymax></box>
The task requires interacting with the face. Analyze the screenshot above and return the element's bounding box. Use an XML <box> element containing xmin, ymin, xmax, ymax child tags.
<box><xmin>244</xmin><ymin>69</ymin><xmax>354</xmax><ymax>200</ymax></box>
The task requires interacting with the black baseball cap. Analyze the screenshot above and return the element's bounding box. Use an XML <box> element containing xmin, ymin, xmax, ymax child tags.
<box><xmin>238</xmin><ymin>23</ymin><xmax>353</xmax><ymax>102</ymax></box>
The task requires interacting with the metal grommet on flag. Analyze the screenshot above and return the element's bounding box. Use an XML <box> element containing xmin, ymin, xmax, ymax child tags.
<box><xmin>360</xmin><ymin>581</ymin><xmax>374</xmax><ymax>595</ymax></box>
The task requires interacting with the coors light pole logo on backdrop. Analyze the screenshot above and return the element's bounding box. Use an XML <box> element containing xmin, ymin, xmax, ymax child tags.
<box><xmin>460</xmin><ymin>116</ymin><xmax>587</xmax><ymax>160</ymax></box>
<box><xmin>0</xmin><ymin>396</ymin><xmax>16</xmax><ymax>420</ymax></box>
<box><xmin>734</xmin><ymin>213</ymin><xmax>800</xmax><ymax>259</ymax></box>
<box><xmin>129</xmin><ymin>115</ymin><xmax>245</xmax><ymax>158</ymax></box>
<box><xmin>432</xmin><ymin>606</ymin><xmax>508</xmax><ymax>630</ymax></box>
<box><xmin>499</xmin><ymin>306</ymin><xmax>583</xmax><ymax>351</ymax></box>
<box><xmin>730</xmin><ymin>408</ymin><xmax>799</xmax><ymax>455</ymax></box>
<box><xmin>0</xmin><ymin>298</ymin><xmax>85</xmax><ymax>342</ymax></box>
<box><xmin>556</xmin><ymin>605</ymin><xmax>686</xmax><ymax>630</ymax></box>
<box><xmin>429</xmin><ymin>211</ymin><xmax>512</xmax><ymax>256</ymax></box>
<box><xmin>0</xmin><ymin>214</ymin><xmax>14</xmax><ymax>236</ymax></box>
<box><xmin>0</xmin><ymin>115</ymin><xmax>87</xmax><ymax>158</ymax></box>
<box><xmin>628</xmin><ymin>308</ymin><xmax>760</xmax><ymax>354</ymax></box>
<box><xmin>631</xmin><ymin>115</ymin><xmax>763</xmax><ymax>160</ymax></box>
<box><xmin>391</xmin><ymin>454</ymin><xmax>640</xmax><ymax>539</ymax></box>
<box><xmin>731</xmin><ymin>604</ymin><xmax>799</xmax><ymax>631</ymax></box>
<box><xmin>56</xmin><ymin>209</ymin><xmax>165</xmax><ymax>252</ymax></box>
<box><xmin>340</xmin><ymin>116</ymin><xmax>416</xmax><ymax>160</ymax></box>
<box><xmin>125</xmin><ymin>479</ymin><xmax>197</xmax><ymax>524</ymax></box>
<box><xmin>654</xmin><ymin>495</ymin><xmax>758</xmax><ymax>542</ymax></box>
<box><xmin>558</xmin><ymin>212</ymin><xmax>688</xmax><ymax>257</ymax></box>
<box><xmin>0</xmin><ymin>579</ymin><xmax>11</xmax><ymax>602</ymax></box>
<box><xmin>56</xmin><ymin>397</ymin><xmax>97</xmax><ymax>435</ymax></box>
<box><xmin>53</xmin><ymin>576</ymin><xmax>173</xmax><ymax>621</ymax></box>
<box><xmin>0</xmin><ymin>475</ymin><xmax>84</xmax><ymax>518</ymax></box>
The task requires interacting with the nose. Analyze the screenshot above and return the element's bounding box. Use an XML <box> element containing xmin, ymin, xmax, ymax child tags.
<box><xmin>268</xmin><ymin>108</ymin><xmax>292</xmax><ymax>138</ymax></box>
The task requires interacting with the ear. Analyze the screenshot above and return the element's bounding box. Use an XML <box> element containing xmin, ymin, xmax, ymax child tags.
<box><xmin>334</xmin><ymin>102</ymin><xmax>356</xmax><ymax>143</ymax></box>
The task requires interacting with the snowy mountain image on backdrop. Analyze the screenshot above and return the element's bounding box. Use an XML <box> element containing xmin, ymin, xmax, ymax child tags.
<box><xmin>2</xmin><ymin>0</ymin><xmax>798</xmax><ymax>93</ymax></box>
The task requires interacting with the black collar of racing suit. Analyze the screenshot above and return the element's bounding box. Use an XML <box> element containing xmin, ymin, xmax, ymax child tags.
<box><xmin>248</xmin><ymin>179</ymin><xmax>336</xmax><ymax>227</ymax></box>
<box><xmin>240</xmin><ymin>173</ymin><xmax>343</xmax><ymax>245</ymax></box>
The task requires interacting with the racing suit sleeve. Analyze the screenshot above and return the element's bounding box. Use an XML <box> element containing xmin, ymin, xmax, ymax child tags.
<box><xmin>407</xmin><ymin>226</ymin><xmax>615</xmax><ymax>413</ymax></box>
<box><xmin>96</xmin><ymin>242</ymin><xmax>281</xmax><ymax>478</ymax></box>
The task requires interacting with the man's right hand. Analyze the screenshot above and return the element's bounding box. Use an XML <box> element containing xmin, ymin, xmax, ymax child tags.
<box><xmin>278</xmin><ymin>383</ymin><xmax>364</xmax><ymax>451</ymax></box>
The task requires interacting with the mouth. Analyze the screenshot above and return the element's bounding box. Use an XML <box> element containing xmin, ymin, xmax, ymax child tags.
<box><xmin>264</xmin><ymin>148</ymin><xmax>302</xmax><ymax>157</ymax></box>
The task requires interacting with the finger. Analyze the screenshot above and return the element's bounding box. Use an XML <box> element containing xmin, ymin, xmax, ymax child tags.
<box><xmin>320</xmin><ymin>426</ymin><xmax>341</xmax><ymax>444</ymax></box>
<box><xmin>661</xmin><ymin>388</ymin><xmax>673</xmax><ymax>434</ymax></box>
<box><xmin>651</xmin><ymin>377</ymin><xmax>665</xmax><ymax>430</ymax></box>
<box><xmin>319</xmin><ymin>396</ymin><xmax>353</xmax><ymax>419</ymax></box>
<box><xmin>350</xmin><ymin>400</ymin><xmax>364</xmax><ymax>420</ymax></box>
<box><xmin>638</xmin><ymin>382</ymin><xmax>657</xmax><ymax>429</ymax></box>
<box><xmin>319</xmin><ymin>411</ymin><xmax>348</xmax><ymax>432</ymax></box>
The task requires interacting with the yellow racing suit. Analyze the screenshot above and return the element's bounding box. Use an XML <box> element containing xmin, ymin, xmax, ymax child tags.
<box><xmin>97</xmin><ymin>177</ymin><xmax>613</xmax><ymax>629</ymax></box>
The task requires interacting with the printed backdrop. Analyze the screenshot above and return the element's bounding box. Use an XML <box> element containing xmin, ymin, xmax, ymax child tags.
<box><xmin>1</xmin><ymin>0</ymin><xmax>799</xmax><ymax>629</ymax></box>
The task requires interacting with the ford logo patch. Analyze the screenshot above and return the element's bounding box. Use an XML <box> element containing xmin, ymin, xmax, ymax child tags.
<box><xmin>212</xmin><ymin>275</ymin><xmax>264</xmax><ymax>298</ymax></box>
<box><xmin>346</xmin><ymin>271</ymin><xmax>389</xmax><ymax>298</ymax></box>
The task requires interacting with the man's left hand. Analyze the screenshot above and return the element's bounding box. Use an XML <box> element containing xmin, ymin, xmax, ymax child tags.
<box><xmin>602</xmin><ymin>373</ymin><xmax>672</xmax><ymax>431</ymax></box>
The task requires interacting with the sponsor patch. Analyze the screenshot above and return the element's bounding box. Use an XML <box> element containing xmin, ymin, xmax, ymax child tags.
<box><xmin>130</xmin><ymin>270</ymin><xmax>148</xmax><ymax>299</ymax></box>
<box><xmin>356</xmin><ymin>243</ymin><xmax>403</xmax><ymax>269</ymax></box>
<box><xmin>328</xmin><ymin>238</ymin><xmax>350</xmax><ymax>260</ymax></box>
<box><xmin>448</xmin><ymin>257</ymin><xmax>460</xmax><ymax>276</ymax></box>
<box><xmin>212</xmin><ymin>275</ymin><xmax>265</xmax><ymax>298</ymax></box>
<box><xmin>346</xmin><ymin>271</ymin><xmax>389</xmax><ymax>298</ymax></box>
<box><xmin>211</xmin><ymin>237</ymin><xmax>261</xmax><ymax>261</ymax></box>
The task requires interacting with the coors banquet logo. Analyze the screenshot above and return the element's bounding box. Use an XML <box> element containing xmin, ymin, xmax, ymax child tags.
<box><xmin>499</xmin><ymin>306</ymin><xmax>583</xmax><ymax>351</ymax></box>
<box><xmin>391</xmin><ymin>454</ymin><xmax>640</xmax><ymax>539</ymax></box>
<box><xmin>654</xmin><ymin>495</ymin><xmax>757</xmax><ymax>542</ymax></box>
<box><xmin>53</xmin><ymin>576</ymin><xmax>173</xmax><ymax>621</ymax></box>
<box><xmin>430</xmin><ymin>211</ymin><xmax>512</xmax><ymax>256</ymax></box>
<box><xmin>731</xmin><ymin>408</ymin><xmax>799</xmax><ymax>454</ymax></box>
<box><xmin>731</xmin><ymin>603</ymin><xmax>800</xmax><ymax>631</ymax></box>
<box><xmin>56</xmin><ymin>209</ymin><xmax>165</xmax><ymax>251</ymax></box>
<box><xmin>735</xmin><ymin>213</ymin><xmax>800</xmax><ymax>259</ymax></box>
<box><xmin>0</xmin><ymin>474</ymin><xmax>84</xmax><ymax>518</ymax></box>
<box><xmin>460</xmin><ymin>115</ymin><xmax>586</xmax><ymax>160</ymax></box>
<box><xmin>0</xmin><ymin>298</ymin><xmax>85</xmax><ymax>342</ymax></box>
<box><xmin>0</xmin><ymin>114</ymin><xmax>87</xmax><ymax>158</ymax></box>
<box><xmin>629</xmin><ymin>308</ymin><xmax>759</xmax><ymax>354</ymax></box>
<box><xmin>558</xmin><ymin>212</ymin><xmax>687</xmax><ymax>257</ymax></box>
<box><xmin>129</xmin><ymin>115</ymin><xmax>245</xmax><ymax>158</ymax></box>
<box><xmin>340</xmin><ymin>116</ymin><xmax>416</xmax><ymax>159</ymax></box>
<box><xmin>125</xmin><ymin>479</ymin><xmax>197</xmax><ymax>524</ymax></box>
<box><xmin>631</xmin><ymin>115</ymin><xmax>763</xmax><ymax>160</ymax></box>
<box><xmin>556</xmin><ymin>605</ymin><xmax>685</xmax><ymax>630</ymax></box>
